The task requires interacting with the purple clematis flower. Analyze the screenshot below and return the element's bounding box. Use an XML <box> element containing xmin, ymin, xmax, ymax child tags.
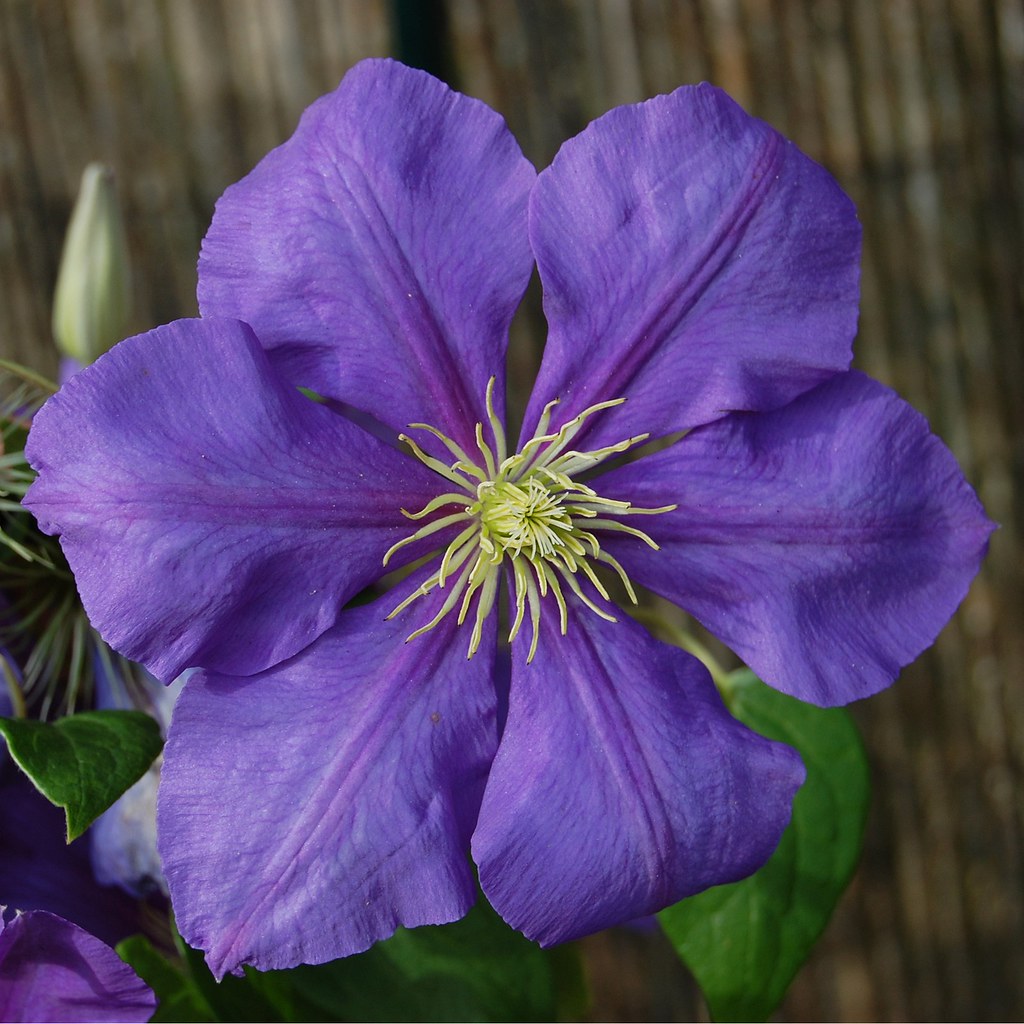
<box><xmin>24</xmin><ymin>59</ymin><xmax>991</xmax><ymax>977</ymax></box>
<box><xmin>0</xmin><ymin>910</ymin><xmax>154</xmax><ymax>1023</ymax></box>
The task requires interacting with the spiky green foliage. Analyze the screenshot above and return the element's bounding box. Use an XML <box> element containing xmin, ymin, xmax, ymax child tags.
<box><xmin>0</xmin><ymin>361</ymin><xmax>150</xmax><ymax>719</ymax></box>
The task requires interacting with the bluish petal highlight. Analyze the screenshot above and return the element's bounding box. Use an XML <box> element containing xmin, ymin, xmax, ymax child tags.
<box><xmin>24</xmin><ymin>318</ymin><xmax>444</xmax><ymax>681</ymax></box>
<box><xmin>600</xmin><ymin>371</ymin><xmax>995</xmax><ymax>705</ymax></box>
<box><xmin>199</xmin><ymin>58</ymin><xmax>536</xmax><ymax>450</ymax></box>
<box><xmin>158</xmin><ymin>578</ymin><xmax>499</xmax><ymax>978</ymax></box>
<box><xmin>473</xmin><ymin>607</ymin><xmax>803</xmax><ymax>945</ymax></box>
<box><xmin>524</xmin><ymin>83</ymin><xmax>860</xmax><ymax>450</ymax></box>
<box><xmin>90</xmin><ymin>667</ymin><xmax>186</xmax><ymax>898</ymax></box>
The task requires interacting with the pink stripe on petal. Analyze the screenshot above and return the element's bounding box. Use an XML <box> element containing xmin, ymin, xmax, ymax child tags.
<box><xmin>159</xmin><ymin>577</ymin><xmax>500</xmax><ymax>977</ymax></box>
<box><xmin>25</xmin><ymin>318</ymin><xmax>444</xmax><ymax>681</ymax></box>
<box><xmin>199</xmin><ymin>58</ymin><xmax>536</xmax><ymax>452</ymax></box>
<box><xmin>524</xmin><ymin>83</ymin><xmax>860</xmax><ymax>451</ymax></box>
<box><xmin>599</xmin><ymin>371</ymin><xmax>995</xmax><ymax>705</ymax></box>
<box><xmin>474</xmin><ymin>607</ymin><xmax>803</xmax><ymax>945</ymax></box>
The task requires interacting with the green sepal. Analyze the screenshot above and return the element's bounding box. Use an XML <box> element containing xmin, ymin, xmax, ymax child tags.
<box><xmin>659</xmin><ymin>669</ymin><xmax>871</xmax><ymax>1022</ymax></box>
<box><xmin>0</xmin><ymin>709</ymin><xmax>163</xmax><ymax>841</ymax></box>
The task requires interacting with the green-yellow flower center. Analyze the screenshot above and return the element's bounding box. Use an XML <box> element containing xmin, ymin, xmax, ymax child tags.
<box><xmin>383</xmin><ymin>379</ymin><xmax>675</xmax><ymax>662</ymax></box>
<box><xmin>478</xmin><ymin>478</ymin><xmax>575</xmax><ymax>560</ymax></box>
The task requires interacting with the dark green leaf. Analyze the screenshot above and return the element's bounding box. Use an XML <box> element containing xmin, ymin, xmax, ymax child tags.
<box><xmin>121</xmin><ymin>928</ymin><xmax>310</xmax><ymax>1024</ymax></box>
<box><xmin>178</xmin><ymin>942</ymin><xmax>286</xmax><ymax>1023</ymax></box>
<box><xmin>271</xmin><ymin>897</ymin><xmax>564</xmax><ymax>1022</ymax></box>
<box><xmin>0</xmin><ymin>709</ymin><xmax>163</xmax><ymax>840</ymax></box>
<box><xmin>117</xmin><ymin>935</ymin><xmax>215</xmax><ymax>1023</ymax></box>
<box><xmin>145</xmin><ymin>894</ymin><xmax>578</xmax><ymax>1023</ymax></box>
<box><xmin>659</xmin><ymin>670</ymin><xmax>870</xmax><ymax>1022</ymax></box>
<box><xmin>226</xmin><ymin>897</ymin><xmax>571</xmax><ymax>1023</ymax></box>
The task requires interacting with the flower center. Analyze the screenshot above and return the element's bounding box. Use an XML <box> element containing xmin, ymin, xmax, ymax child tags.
<box><xmin>478</xmin><ymin>478</ymin><xmax>574</xmax><ymax>560</ymax></box>
<box><xmin>383</xmin><ymin>379</ymin><xmax>675</xmax><ymax>662</ymax></box>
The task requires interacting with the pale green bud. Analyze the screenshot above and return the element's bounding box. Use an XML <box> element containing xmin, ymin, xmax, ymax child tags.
<box><xmin>51</xmin><ymin>163</ymin><xmax>131</xmax><ymax>365</ymax></box>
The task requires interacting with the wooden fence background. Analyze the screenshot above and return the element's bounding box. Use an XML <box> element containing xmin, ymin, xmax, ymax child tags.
<box><xmin>1</xmin><ymin>1</ymin><xmax>1021</xmax><ymax>1019</ymax></box>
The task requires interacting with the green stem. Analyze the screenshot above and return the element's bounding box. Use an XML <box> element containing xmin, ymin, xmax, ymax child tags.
<box><xmin>0</xmin><ymin>358</ymin><xmax>58</xmax><ymax>395</ymax></box>
<box><xmin>1</xmin><ymin>656</ymin><xmax>26</xmax><ymax>718</ymax></box>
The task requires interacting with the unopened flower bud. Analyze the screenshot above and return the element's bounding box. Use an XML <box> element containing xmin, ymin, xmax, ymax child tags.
<box><xmin>51</xmin><ymin>163</ymin><xmax>131</xmax><ymax>365</ymax></box>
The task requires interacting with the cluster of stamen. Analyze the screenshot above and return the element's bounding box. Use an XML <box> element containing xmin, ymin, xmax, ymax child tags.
<box><xmin>383</xmin><ymin>379</ymin><xmax>675</xmax><ymax>662</ymax></box>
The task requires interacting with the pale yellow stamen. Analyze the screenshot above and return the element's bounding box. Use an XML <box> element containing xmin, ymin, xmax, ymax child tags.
<box><xmin>385</xmin><ymin>379</ymin><xmax>675</xmax><ymax>662</ymax></box>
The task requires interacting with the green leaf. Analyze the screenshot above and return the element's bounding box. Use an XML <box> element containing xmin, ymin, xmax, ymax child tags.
<box><xmin>117</xmin><ymin>935</ymin><xmax>215</xmax><ymax>1023</ymax></box>
<box><xmin>120</xmin><ymin>928</ymin><xmax>304</xmax><ymax>1024</ymax></box>
<box><xmin>659</xmin><ymin>669</ymin><xmax>870</xmax><ymax>1022</ymax></box>
<box><xmin>0</xmin><ymin>709</ymin><xmax>163</xmax><ymax>840</ymax></box>
<box><xmin>268</xmin><ymin>897</ymin><xmax>567</xmax><ymax>1022</ymax></box>
<box><xmin>142</xmin><ymin>894</ymin><xmax>582</xmax><ymax>1023</ymax></box>
<box><xmin>178</xmin><ymin>942</ymin><xmax>287</xmax><ymax>1023</ymax></box>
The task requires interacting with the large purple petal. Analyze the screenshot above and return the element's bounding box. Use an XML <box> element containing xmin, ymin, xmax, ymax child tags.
<box><xmin>599</xmin><ymin>371</ymin><xmax>995</xmax><ymax>706</ymax></box>
<box><xmin>199</xmin><ymin>58</ymin><xmax>536</xmax><ymax>450</ymax></box>
<box><xmin>24</xmin><ymin>318</ymin><xmax>444</xmax><ymax>681</ymax></box>
<box><xmin>159</xmin><ymin>578</ymin><xmax>499</xmax><ymax>978</ymax></box>
<box><xmin>0</xmin><ymin>911</ymin><xmax>154</xmax><ymax>1023</ymax></box>
<box><xmin>522</xmin><ymin>83</ymin><xmax>860</xmax><ymax>451</ymax></box>
<box><xmin>472</xmin><ymin>606</ymin><xmax>803</xmax><ymax>946</ymax></box>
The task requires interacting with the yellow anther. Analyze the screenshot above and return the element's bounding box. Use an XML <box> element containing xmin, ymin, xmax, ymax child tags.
<box><xmin>386</xmin><ymin>387</ymin><xmax>675</xmax><ymax>661</ymax></box>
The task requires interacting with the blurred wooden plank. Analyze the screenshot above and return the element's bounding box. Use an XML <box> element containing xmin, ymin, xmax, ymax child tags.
<box><xmin>0</xmin><ymin>0</ymin><xmax>392</xmax><ymax>368</ymax></box>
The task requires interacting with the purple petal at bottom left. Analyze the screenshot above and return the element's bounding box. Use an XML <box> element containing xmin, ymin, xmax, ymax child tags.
<box><xmin>0</xmin><ymin>909</ymin><xmax>155</xmax><ymax>1023</ymax></box>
